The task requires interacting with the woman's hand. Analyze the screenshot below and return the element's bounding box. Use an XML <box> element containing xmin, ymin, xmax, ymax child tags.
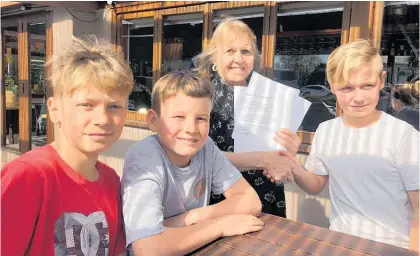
<box><xmin>259</xmin><ymin>151</ymin><xmax>295</xmax><ymax>184</ymax></box>
<box><xmin>274</xmin><ymin>128</ymin><xmax>301</xmax><ymax>155</ymax></box>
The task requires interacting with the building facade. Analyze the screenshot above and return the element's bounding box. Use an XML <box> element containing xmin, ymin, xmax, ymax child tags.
<box><xmin>1</xmin><ymin>1</ymin><xmax>419</xmax><ymax>227</ymax></box>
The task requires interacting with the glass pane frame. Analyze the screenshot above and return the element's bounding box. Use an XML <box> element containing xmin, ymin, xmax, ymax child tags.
<box><xmin>1</xmin><ymin>12</ymin><xmax>52</xmax><ymax>153</ymax></box>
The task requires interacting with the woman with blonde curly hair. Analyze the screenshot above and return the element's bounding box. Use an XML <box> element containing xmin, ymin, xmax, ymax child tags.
<box><xmin>193</xmin><ymin>17</ymin><xmax>300</xmax><ymax>217</ymax></box>
<box><xmin>392</xmin><ymin>80</ymin><xmax>419</xmax><ymax>130</ymax></box>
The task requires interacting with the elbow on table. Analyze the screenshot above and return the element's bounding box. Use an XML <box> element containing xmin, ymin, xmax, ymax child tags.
<box><xmin>250</xmin><ymin>194</ymin><xmax>262</xmax><ymax>216</ymax></box>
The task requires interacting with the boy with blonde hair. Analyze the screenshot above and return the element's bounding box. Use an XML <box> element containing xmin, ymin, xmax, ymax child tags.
<box><xmin>279</xmin><ymin>39</ymin><xmax>419</xmax><ymax>250</ymax></box>
<box><xmin>122</xmin><ymin>70</ymin><xmax>263</xmax><ymax>255</ymax></box>
<box><xmin>1</xmin><ymin>36</ymin><xmax>133</xmax><ymax>255</ymax></box>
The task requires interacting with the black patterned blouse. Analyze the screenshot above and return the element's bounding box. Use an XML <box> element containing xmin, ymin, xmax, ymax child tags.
<box><xmin>209</xmin><ymin>71</ymin><xmax>286</xmax><ymax>218</ymax></box>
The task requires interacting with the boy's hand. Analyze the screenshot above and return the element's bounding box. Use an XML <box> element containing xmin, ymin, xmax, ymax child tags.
<box><xmin>274</xmin><ymin>128</ymin><xmax>301</xmax><ymax>155</ymax></box>
<box><xmin>260</xmin><ymin>151</ymin><xmax>295</xmax><ymax>183</ymax></box>
<box><xmin>217</xmin><ymin>215</ymin><xmax>264</xmax><ymax>237</ymax></box>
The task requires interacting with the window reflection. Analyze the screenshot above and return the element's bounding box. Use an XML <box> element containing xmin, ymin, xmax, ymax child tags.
<box><xmin>380</xmin><ymin>1</ymin><xmax>419</xmax><ymax>130</ymax></box>
<box><xmin>29</xmin><ymin>23</ymin><xmax>47</xmax><ymax>148</ymax></box>
<box><xmin>125</xmin><ymin>18</ymin><xmax>154</xmax><ymax>113</ymax></box>
<box><xmin>274</xmin><ymin>5</ymin><xmax>343</xmax><ymax>132</ymax></box>
<box><xmin>4</xmin><ymin>26</ymin><xmax>19</xmax><ymax>147</ymax></box>
<box><xmin>162</xmin><ymin>13</ymin><xmax>203</xmax><ymax>75</ymax></box>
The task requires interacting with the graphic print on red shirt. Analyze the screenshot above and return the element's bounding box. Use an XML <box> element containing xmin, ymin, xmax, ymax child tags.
<box><xmin>1</xmin><ymin>145</ymin><xmax>126</xmax><ymax>256</ymax></box>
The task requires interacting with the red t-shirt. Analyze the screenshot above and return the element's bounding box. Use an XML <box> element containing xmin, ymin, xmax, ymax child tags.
<box><xmin>1</xmin><ymin>145</ymin><xmax>126</xmax><ymax>255</ymax></box>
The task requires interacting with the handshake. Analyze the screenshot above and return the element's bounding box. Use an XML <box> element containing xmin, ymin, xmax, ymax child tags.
<box><xmin>260</xmin><ymin>150</ymin><xmax>299</xmax><ymax>184</ymax></box>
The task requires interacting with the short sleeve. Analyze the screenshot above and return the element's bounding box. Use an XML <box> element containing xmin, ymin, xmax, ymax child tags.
<box><xmin>1</xmin><ymin>161</ymin><xmax>44</xmax><ymax>255</ymax></box>
<box><xmin>209</xmin><ymin>139</ymin><xmax>242</xmax><ymax>195</ymax></box>
<box><xmin>121</xmin><ymin>164</ymin><xmax>166</xmax><ymax>247</ymax></box>
<box><xmin>396</xmin><ymin>127</ymin><xmax>419</xmax><ymax>191</ymax></box>
<box><xmin>305</xmin><ymin>127</ymin><xmax>328</xmax><ymax>176</ymax></box>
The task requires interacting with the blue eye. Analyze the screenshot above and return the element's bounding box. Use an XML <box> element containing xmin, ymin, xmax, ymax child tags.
<box><xmin>109</xmin><ymin>105</ymin><xmax>122</xmax><ymax>109</ymax></box>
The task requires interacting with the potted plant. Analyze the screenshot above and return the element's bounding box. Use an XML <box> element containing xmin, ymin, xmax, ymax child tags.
<box><xmin>5</xmin><ymin>73</ymin><xmax>19</xmax><ymax>108</ymax></box>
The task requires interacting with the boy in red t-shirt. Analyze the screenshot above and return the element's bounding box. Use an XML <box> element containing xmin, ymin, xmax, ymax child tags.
<box><xmin>1</xmin><ymin>36</ymin><xmax>133</xmax><ymax>255</ymax></box>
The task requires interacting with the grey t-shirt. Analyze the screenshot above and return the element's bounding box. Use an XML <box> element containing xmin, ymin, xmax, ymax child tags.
<box><xmin>121</xmin><ymin>135</ymin><xmax>242</xmax><ymax>247</ymax></box>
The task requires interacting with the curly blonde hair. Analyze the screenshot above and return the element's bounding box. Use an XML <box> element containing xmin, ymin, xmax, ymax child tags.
<box><xmin>47</xmin><ymin>35</ymin><xmax>133</xmax><ymax>97</ymax></box>
<box><xmin>192</xmin><ymin>16</ymin><xmax>261</xmax><ymax>79</ymax></box>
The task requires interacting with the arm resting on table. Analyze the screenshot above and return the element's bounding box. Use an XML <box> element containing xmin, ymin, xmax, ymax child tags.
<box><xmin>164</xmin><ymin>178</ymin><xmax>261</xmax><ymax>227</ymax></box>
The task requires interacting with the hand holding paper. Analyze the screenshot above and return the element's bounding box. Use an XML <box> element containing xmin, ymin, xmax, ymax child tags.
<box><xmin>233</xmin><ymin>71</ymin><xmax>311</xmax><ymax>153</ymax></box>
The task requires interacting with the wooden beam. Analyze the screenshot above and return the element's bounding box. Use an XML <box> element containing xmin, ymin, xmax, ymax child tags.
<box><xmin>348</xmin><ymin>2</ymin><xmax>372</xmax><ymax>41</ymax></box>
<box><xmin>1</xmin><ymin>27</ymin><xmax>5</xmax><ymax>146</ymax></box>
<box><xmin>263</xmin><ymin>2</ymin><xmax>277</xmax><ymax>78</ymax></box>
<box><xmin>18</xmin><ymin>17</ymin><xmax>31</xmax><ymax>153</ymax></box>
<box><xmin>336</xmin><ymin>1</ymin><xmax>353</xmax><ymax>117</ymax></box>
<box><xmin>371</xmin><ymin>1</ymin><xmax>384</xmax><ymax>49</ymax></box>
<box><xmin>46</xmin><ymin>11</ymin><xmax>54</xmax><ymax>144</ymax></box>
<box><xmin>210</xmin><ymin>1</ymin><xmax>265</xmax><ymax>11</ymax></box>
<box><xmin>25</xmin><ymin>1</ymin><xmax>100</xmax><ymax>11</ymax></box>
<box><xmin>152</xmin><ymin>12</ymin><xmax>163</xmax><ymax>84</ymax></box>
<box><xmin>202</xmin><ymin>3</ymin><xmax>212</xmax><ymax>50</ymax></box>
<box><xmin>115</xmin><ymin>1</ymin><xmax>202</xmax><ymax>15</ymax></box>
<box><xmin>261</xmin><ymin>2</ymin><xmax>270</xmax><ymax>75</ymax></box>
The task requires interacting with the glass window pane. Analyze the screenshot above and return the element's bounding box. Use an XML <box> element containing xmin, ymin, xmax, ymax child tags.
<box><xmin>29</xmin><ymin>23</ymin><xmax>47</xmax><ymax>149</ymax></box>
<box><xmin>162</xmin><ymin>13</ymin><xmax>203</xmax><ymax>75</ymax></box>
<box><xmin>125</xmin><ymin>18</ymin><xmax>154</xmax><ymax>113</ymax></box>
<box><xmin>274</xmin><ymin>3</ymin><xmax>343</xmax><ymax>132</ymax></box>
<box><xmin>4</xmin><ymin>26</ymin><xmax>19</xmax><ymax>148</ymax></box>
<box><xmin>379</xmin><ymin>1</ymin><xmax>419</xmax><ymax>127</ymax></box>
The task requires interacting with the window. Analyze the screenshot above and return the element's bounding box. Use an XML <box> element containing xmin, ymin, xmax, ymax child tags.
<box><xmin>124</xmin><ymin>18</ymin><xmax>154</xmax><ymax>113</ymax></box>
<box><xmin>274</xmin><ymin>2</ymin><xmax>344</xmax><ymax>132</ymax></box>
<box><xmin>4</xmin><ymin>26</ymin><xmax>19</xmax><ymax>148</ymax></box>
<box><xmin>379</xmin><ymin>1</ymin><xmax>419</xmax><ymax>121</ymax></box>
<box><xmin>162</xmin><ymin>13</ymin><xmax>203</xmax><ymax>75</ymax></box>
<box><xmin>29</xmin><ymin>22</ymin><xmax>47</xmax><ymax>148</ymax></box>
<box><xmin>2</xmin><ymin>12</ymin><xmax>51</xmax><ymax>153</ymax></box>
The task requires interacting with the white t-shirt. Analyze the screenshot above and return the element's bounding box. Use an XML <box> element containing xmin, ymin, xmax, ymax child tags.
<box><xmin>305</xmin><ymin>111</ymin><xmax>419</xmax><ymax>248</ymax></box>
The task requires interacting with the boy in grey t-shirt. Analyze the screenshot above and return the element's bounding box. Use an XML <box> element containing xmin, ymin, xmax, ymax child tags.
<box><xmin>121</xmin><ymin>71</ymin><xmax>263</xmax><ymax>255</ymax></box>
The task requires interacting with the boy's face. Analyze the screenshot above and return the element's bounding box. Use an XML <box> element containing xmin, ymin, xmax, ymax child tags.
<box><xmin>48</xmin><ymin>86</ymin><xmax>127</xmax><ymax>156</ymax></box>
<box><xmin>332</xmin><ymin>64</ymin><xmax>386</xmax><ymax>119</ymax></box>
<box><xmin>148</xmin><ymin>92</ymin><xmax>211</xmax><ymax>167</ymax></box>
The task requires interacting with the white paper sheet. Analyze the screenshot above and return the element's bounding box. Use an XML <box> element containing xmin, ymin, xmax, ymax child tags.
<box><xmin>233</xmin><ymin>71</ymin><xmax>312</xmax><ymax>153</ymax></box>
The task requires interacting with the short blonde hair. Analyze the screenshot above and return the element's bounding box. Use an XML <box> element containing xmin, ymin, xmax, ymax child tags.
<box><xmin>393</xmin><ymin>81</ymin><xmax>419</xmax><ymax>105</ymax></box>
<box><xmin>47</xmin><ymin>35</ymin><xmax>133</xmax><ymax>97</ymax></box>
<box><xmin>193</xmin><ymin>16</ymin><xmax>261</xmax><ymax>78</ymax></box>
<box><xmin>327</xmin><ymin>39</ymin><xmax>383</xmax><ymax>88</ymax></box>
<box><xmin>151</xmin><ymin>70</ymin><xmax>214</xmax><ymax>115</ymax></box>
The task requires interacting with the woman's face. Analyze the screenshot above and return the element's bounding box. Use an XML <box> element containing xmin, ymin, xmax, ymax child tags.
<box><xmin>215</xmin><ymin>35</ymin><xmax>255</xmax><ymax>86</ymax></box>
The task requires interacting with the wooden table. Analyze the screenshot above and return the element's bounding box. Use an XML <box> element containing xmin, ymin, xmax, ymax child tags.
<box><xmin>192</xmin><ymin>213</ymin><xmax>418</xmax><ymax>256</ymax></box>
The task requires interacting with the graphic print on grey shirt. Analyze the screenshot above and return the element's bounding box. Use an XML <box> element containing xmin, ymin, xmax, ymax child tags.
<box><xmin>121</xmin><ymin>135</ymin><xmax>242</xmax><ymax>247</ymax></box>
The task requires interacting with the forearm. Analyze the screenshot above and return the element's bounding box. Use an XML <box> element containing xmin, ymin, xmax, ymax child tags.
<box><xmin>132</xmin><ymin>217</ymin><xmax>223</xmax><ymax>256</ymax></box>
<box><xmin>409</xmin><ymin>210</ymin><xmax>419</xmax><ymax>251</ymax></box>
<box><xmin>224</xmin><ymin>151</ymin><xmax>266</xmax><ymax>171</ymax></box>
<box><xmin>194</xmin><ymin>193</ymin><xmax>261</xmax><ymax>223</ymax></box>
<box><xmin>293</xmin><ymin>165</ymin><xmax>327</xmax><ymax>195</ymax></box>
<box><xmin>165</xmin><ymin>192</ymin><xmax>261</xmax><ymax>227</ymax></box>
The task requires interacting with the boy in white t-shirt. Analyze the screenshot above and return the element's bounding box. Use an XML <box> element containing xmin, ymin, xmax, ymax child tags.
<box><xmin>277</xmin><ymin>39</ymin><xmax>419</xmax><ymax>250</ymax></box>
